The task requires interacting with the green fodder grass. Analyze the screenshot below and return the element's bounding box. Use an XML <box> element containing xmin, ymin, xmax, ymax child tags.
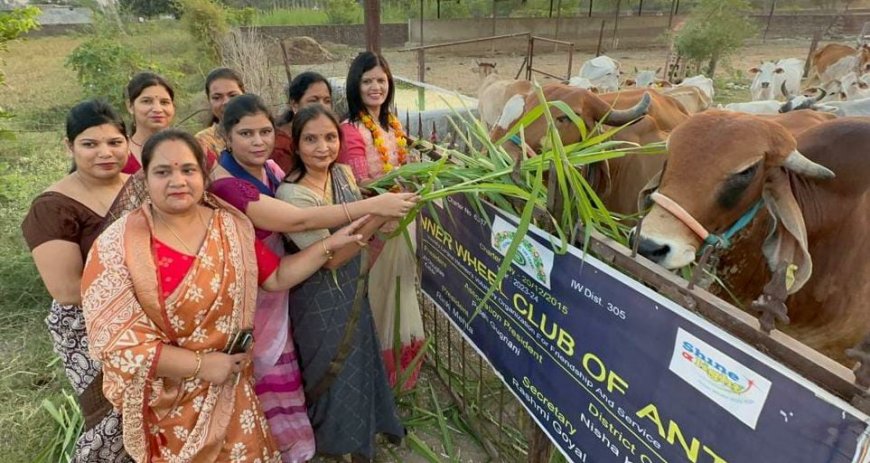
<box><xmin>0</xmin><ymin>133</ymin><xmax>69</xmax><ymax>462</ymax></box>
<box><xmin>254</xmin><ymin>8</ymin><xmax>330</xmax><ymax>26</ymax></box>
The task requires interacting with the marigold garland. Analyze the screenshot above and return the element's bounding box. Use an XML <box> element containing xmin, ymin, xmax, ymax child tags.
<box><xmin>360</xmin><ymin>111</ymin><xmax>408</xmax><ymax>173</ymax></box>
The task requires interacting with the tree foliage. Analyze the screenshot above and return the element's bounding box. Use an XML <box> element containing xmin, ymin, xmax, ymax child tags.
<box><xmin>0</xmin><ymin>6</ymin><xmax>40</xmax><ymax>86</ymax></box>
<box><xmin>0</xmin><ymin>6</ymin><xmax>40</xmax><ymax>139</ymax></box>
<box><xmin>176</xmin><ymin>0</ymin><xmax>230</xmax><ymax>64</ymax></box>
<box><xmin>324</xmin><ymin>0</ymin><xmax>362</xmax><ymax>25</ymax></box>
<box><xmin>674</xmin><ymin>0</ymin><xmax>756</xmax><ymax>77</ymax></box>
<box><xmin>65</xmin><ymin>35</ymin><xmax>158</xmax><ymax>109</ymax></box>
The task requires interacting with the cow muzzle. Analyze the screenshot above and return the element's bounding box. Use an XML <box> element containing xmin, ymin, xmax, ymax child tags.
<box><xmin>634</xmin><ymin>204</ymin><xmax>699</xmax><ymax>269</ymax></box>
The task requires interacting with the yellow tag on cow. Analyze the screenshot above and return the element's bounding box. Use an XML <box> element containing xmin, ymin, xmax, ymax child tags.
<box><xmin>785</xmin><ymin>263</ymin><xmax>798</xmax><ymax>291</ymax></box>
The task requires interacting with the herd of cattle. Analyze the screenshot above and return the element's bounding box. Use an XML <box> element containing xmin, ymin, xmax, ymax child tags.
<box><xmin>473</xmin><ymin>43</ymin><xmax>870</xmax><ymax>368</ymax></box>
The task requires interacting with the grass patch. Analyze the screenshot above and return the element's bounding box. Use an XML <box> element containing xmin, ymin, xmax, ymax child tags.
<box><xmin>0</xmin><ymin>132</ymin><xmax>69</xmax><ymax>462</ymax></box>
<box><xmin>254</xmin><ymin>8</ymin><xmax>330</xmax><ymax>26</ymax></box>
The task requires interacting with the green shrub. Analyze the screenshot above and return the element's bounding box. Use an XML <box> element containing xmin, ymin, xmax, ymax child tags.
<box><xmin>227</xmin><ymin>7</ymin><xmax>256</xmax><ymax>26</ymax></box>
<box><xmin>65</xmin><ymin>35</ymin><xmax>156</xmax><ymax>109</ymax></box>
<box><xmin>325</xmin><ymin>0</ymin><xmax>362</xmax><ymax>25</ymax></box>
<box><xmin>176</xmin><ymin>0</ymin><xmax>228</xmax><ymax>64</ymax></box>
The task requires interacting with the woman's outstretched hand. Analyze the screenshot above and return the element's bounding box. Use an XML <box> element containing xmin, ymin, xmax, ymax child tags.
<box><xmin>325</xmin><ymin>215</ymin><xmax>370</xmax><ymax>250</ymax></box>
<box><xmin>372</xmin><ymin>192</ymin><xmax>419</xmax><ymax>218</ymax></box>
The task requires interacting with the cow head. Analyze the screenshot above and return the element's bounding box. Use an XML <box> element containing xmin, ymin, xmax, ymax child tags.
<box><xmin>839</xmin><ymin>71</ymin><xmax>870</xmax><ymax>100</ymax></box>
<box><xmin>630</xmin><ymin>69</ymin><xmax>658</xmax><ymax>88</ymax></box>
<box><xmin>491</xmin><ymin>84</ymin><xmax>652</xmax><ymax>159</ymax></box>
<box><xmin>749</xmin><ymin>62</ymin><xmax>785</xmax><ymax>101</ymax></box>
<box><xmin>578</xmin><ymin>56</ymin><xmax>621</xmax><ymax>93</ymax></box>
<box><xmin>778</xmin><ymin>87</ymin><xmax>827</xmax><ymax>112</ymax></box>
<box><xmin>635</xmin><ymin>110</ymin><xmax>834</xmax><ymax>269</ymax></box>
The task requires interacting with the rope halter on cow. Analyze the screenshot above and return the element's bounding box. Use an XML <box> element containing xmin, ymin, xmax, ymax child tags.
<box><xmin>650</xmin><ymin>191</ymin><xmax>764</xmax><ymax>250</ymax></box>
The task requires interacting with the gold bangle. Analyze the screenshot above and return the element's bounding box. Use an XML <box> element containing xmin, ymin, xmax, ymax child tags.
<box><xmin>320</xmin><ymin>238</ymin><xmax>334</xmax><ymax>260</ymax></box>
<box><xmin>185</xmin><ymin>351</ymin><xmax>202</xmax><ymax>381</ymax></box>
<box><xmin>342</xmin><ymin>202</ymin><xmax>353</xmax><ymax>224</ymax></box>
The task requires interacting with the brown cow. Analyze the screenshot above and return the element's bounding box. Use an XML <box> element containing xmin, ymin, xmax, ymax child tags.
<box><xmin>635</xmin><ymin>112</ymin><xmax>870</xmax><ymax>365</ymax></box>
<box><xmin>492</xmin><ymin>84</ymin><xmax>688</xmax><ymax>214</ymax></box>
<box><xmin>755</xmin><ymin>110</ymin><xmax>838</xmax><ymax>136</ymax></box>
<box><xmin>807</xmin><ymin>43</ymin><xmax>870</xmax><ymax>87</ymax></box>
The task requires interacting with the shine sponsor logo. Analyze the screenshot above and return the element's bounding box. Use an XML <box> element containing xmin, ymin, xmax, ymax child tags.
<box><xmin>491</xmin><ymin>216</ymin><xmax>554</xmax><ymax>289</ymax></box>
<box><xmin>669</xmin><ymin>328</ymin><xmax>772</xmax><ymax>429</ymax></box>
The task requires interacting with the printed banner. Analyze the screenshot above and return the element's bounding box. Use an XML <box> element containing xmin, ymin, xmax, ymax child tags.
<box><xmin>418</xmin><ymin>195</ymin><xmax>870</xmax><ymax>463</ymax></box>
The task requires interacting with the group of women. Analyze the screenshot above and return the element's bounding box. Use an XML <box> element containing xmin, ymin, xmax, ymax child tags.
<box><xmin>22</xmin><ymin>51</ymin><xmax>426</xmax><ymax>463</ymax></box>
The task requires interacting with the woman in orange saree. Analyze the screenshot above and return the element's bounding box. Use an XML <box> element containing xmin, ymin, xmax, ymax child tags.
<box><xmin>82</xmin><ymin>129</ymin><xmax>368</xmax><ymax>462</ymax></box>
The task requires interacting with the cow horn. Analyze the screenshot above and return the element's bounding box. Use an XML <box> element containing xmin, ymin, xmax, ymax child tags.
<box><xmin>782</xmin><ymin>150</ymin><xmax>835</xmax><ymax>179</ymax></box>
<box><xmin>600</xmin><ymin>92</ymin><xmax>652</xmax><ymax>126</ymax></box>
<box><xmin>806</xmin><ymin>87</ymin><xmax>827</xmax><ymax>105</ymax></box>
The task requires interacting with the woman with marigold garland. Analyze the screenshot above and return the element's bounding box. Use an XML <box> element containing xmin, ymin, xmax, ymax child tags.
<box><xmin>338</xmin><ymin>51</ymin><xmax>426</xmax><ymax>391</ymax></box>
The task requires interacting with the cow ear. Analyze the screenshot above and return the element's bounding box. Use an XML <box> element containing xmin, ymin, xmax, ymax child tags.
<box><xmin>749</xmin><ymin>67</ymin><xmax>760</xmax><ymax>74</ymax></box>
<box><xmin>625</xmin><ymin>79</ymin><xmax>636</xmax><ymax>86</ymax></box>
<box><xmin>494</xmin><ymin>94</ymin><xmax>528</xmax><ymax>131</ymax></box>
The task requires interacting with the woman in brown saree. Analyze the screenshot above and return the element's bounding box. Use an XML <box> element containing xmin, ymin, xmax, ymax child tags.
<box><xmin>22</xmin><ymin>99</ymin><xmax>133</xmax><ymax>462</ymax></box>
<box><xmin>276</xmin><ymin>105</ymin><xmax>404</xmax><ymax>462</ymax></box>
<box><xmin>81</xmin><ymin>129</ymin><xmax>368</xmax><ymax>462</ymax></box>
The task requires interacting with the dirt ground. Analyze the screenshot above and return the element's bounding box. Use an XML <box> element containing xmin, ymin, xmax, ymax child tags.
<box><xmin>295</xmin><ymin>38</ymin><xmax>819</xmax><ymax>104</ymax></box>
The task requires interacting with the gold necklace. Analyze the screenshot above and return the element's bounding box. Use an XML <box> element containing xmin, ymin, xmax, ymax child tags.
<box><xmin>153</xmin><ymin>206</ymin><xmax>207</xmax><ymax>255</ymax></box>
<box><xmin>74</xmin><ymin>172</ymin><xmax>119</xmax><ymax>220</ymax></box>
<box><xmin>129</xmin><ymin>133</ymin><xmax>145</xmax><ymax>147</ymax></box>
<box><xmin>301</xmin><ymin>173</ymin><xmax>330</xmax><ymax>197</ymax></box>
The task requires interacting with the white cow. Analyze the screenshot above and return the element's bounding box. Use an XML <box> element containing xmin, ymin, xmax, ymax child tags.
<box><xmin>628</xmin><ymin>69</ymin><xmax>657</xmax><ymax>87</ymax></box>
<box><xmin>748</xmin><ymin>58</ymin><xmax>803</xmax><ymax>101</ymax></box>
<box><xmin>676</xmin><ymin>74</ymin><xmax>715</xmax><ymax>101</ymax></box>
<box><xmin>723</xmin><ymin>100</ymin><xmax>782</xmax><ymax>114</ymax></box>
<box><xmin>822</xmin><ymin>97</ymin><xmax>870</xmax><ymax>116</ymax></box>
<box><xmin>625</xmin><ymin>68</ymin><xmax>669</xmax><ymax>88</ymax></box>
<box><xmin>839</xmin><ymin>71</ymin><xmax>870</xmax><ymax>100</ymax></box>
<box><xmin>567</xmin><ymin>76</ymin><xmax>600</xmax><ymax>93</ymax></box>
<box><xmin>575</xmin><ymin>56</ymin><xmax>621</xmax><ymax>93</ymax></box>
<box><xmin>777</xmin><ymin>89</ymin><xmax>831</xmax><ymax>113</ymax></box>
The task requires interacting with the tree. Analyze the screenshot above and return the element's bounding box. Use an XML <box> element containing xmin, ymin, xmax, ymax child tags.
<box><xmin>673</xmin><ymin>0</ymin><xmax>756</xmax><ymax>77</ymax></box>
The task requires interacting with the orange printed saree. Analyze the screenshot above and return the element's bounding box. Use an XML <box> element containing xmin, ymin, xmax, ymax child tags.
<box><xmin>82</xmin><ymin>195</ymin><xmax>280</xmax><ymax>463</ymax></box>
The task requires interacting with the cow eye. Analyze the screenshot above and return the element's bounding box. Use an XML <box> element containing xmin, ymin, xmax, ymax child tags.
<box><xmin>734</xmin><ymin>163</ymin><xmax>758</xmax><ymax>180</ymax></box>
<box><xmin>555</xmin><ymin>115</ymin><xmax>571</xmax><ymax>123</ymax></box>
<box><xmin>716</xmin><ymin>162</ymin><xmax>760</xmax><ymax>209</ymax></box>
